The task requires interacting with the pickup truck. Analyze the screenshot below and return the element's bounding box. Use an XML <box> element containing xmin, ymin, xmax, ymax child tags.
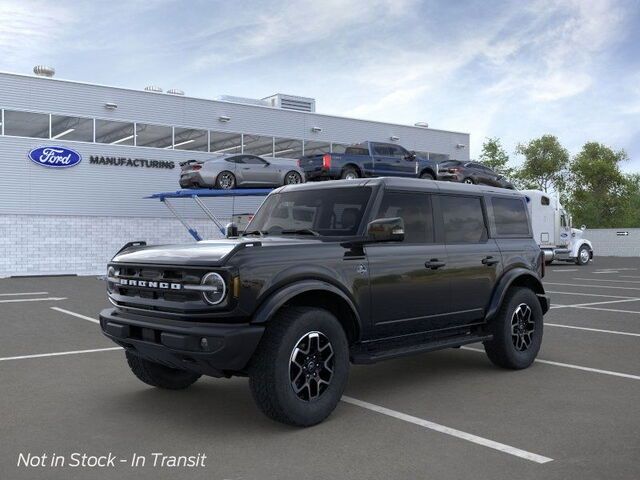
<box><xmin>298</xmin><ymin>141</ymin><xmax>438</xmax><ymax>181</ymax></box>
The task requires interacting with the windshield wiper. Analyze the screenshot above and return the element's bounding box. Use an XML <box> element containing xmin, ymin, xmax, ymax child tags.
<box><xmin>242</xmin><ymin>230</ymin><xmax>267</xmax><ymax>237</ymax></box>
<box><xmin>281</xmin><ymin>228</ymin><xmax>320</xmax><ymax>237</ymax></box>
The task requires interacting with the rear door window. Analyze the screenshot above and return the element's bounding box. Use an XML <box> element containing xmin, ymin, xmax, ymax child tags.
<box><xmin>491</xmin><ymin>197</ymin><xmax>531</xmax><ymax>236</ymax></box>
<box><xmin>440</xmin><ymin>195</ymin><xmax>488</xmax><ymax>244</ymax></box>
<box><xmin>374</xmin><ymin>191</ymin><xmax>434</xmax><ymax>243</ymax></box>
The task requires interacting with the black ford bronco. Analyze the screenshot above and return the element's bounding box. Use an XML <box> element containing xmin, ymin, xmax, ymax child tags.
<box><xmin>100</xmin><ymin>178</ymin><xmax>549</xmax><ymax>426</ymax></box>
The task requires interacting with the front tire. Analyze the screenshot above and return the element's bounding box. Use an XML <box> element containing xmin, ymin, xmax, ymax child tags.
<box><xmin>576</xmin><ymin>245</ymin><xmax>591</xmax><ymax>265</ymax></box>
<box><xmin>215</xmin><ymin>171</ymin><xmax>236</xmax><ymax>189</ymax></box>
<box><xmin>125</xmin><ymin>352</ymin><xmax>201</xmax><ymax>390</ymax></box>
<box><xmin>420</xmin><ymin>171</ymin><xmax>435</xmax><ymax>180</ymax></box>
<box><xmin>483</xmin><ymin>288</ymin><xmax>543</xmax><ymax>370</ymax></box>
<box><xmin>248</xmin><ymin>307</ymin><xmax>349</xmax><ymax>427</ymax></box>
<box><xmin>463</xmin><ymin>177</ymin><xmax>475</xmax><ymax>184</ymax></box>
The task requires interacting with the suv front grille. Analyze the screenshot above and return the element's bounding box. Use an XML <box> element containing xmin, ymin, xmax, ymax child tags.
<box><xmin>107</xmin><ymin>264</ymin><xmax>228</xmax><ymax>316</ymax></box>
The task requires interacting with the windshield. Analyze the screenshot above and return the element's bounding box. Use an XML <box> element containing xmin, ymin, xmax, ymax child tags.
<box><xmin>245</xmin><ymin>187</ymin><xmax>373</xmax><ymax>237</ymax></box>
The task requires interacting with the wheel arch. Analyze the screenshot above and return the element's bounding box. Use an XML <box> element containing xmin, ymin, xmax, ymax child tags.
<box><xmin>486</xmin><ymin>268</ymin><xmax>549</xmax><ymax>321</ymax></box>
<box><xmin>571</xmin><ymin>239</ymin><xmax>593</xmax><ymax>258</ymax></box>
<box><xmin>251</xmin><ymin>280</ymin><xmax>361</xmax><ymax>344</ymax></box>
<box><xmin>342</xmin><ymin>163</ymin><xmax>362</xmax><ymax>177</ymax></box>
<box><xmin>419</xmin><ymin>166</ymin><xmax>436</xmax><ymax>178</ymax></box>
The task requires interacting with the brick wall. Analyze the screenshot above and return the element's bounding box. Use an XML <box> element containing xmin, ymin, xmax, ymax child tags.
<box><xmin>0</xmin><ymin>214</ymin><xmax>226</xmax><ymax>277</ymax></box>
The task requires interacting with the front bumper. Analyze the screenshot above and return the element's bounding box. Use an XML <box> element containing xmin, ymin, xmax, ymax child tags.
<box><xmin>99</xmin><ymin>308</ymin><xmax>264</xmax><ymax>377</ymax></box>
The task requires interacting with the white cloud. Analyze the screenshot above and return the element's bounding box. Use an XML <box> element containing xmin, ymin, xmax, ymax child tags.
<box><xmin>0</xmin><ymin>1</ymin><xmax>74</xmax><ymax>64</ymax></box>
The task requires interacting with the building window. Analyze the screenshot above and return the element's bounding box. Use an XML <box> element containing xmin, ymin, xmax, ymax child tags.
<box><xmin>210</xmin><ymin>131</ymin><xmax>242</xmax><ymax>154</ymax></box>
<box><xmin>243</xmin><ymin>134</ymin><xmax>274</xmax><ymax>156</ymax></box>
<box><xmin>95</xmin><ymin>119</ymin><xmax>135</xmax><ymax>145</ymax></box>
<box><xmin>331</xmin><ymin>143</ymin><xmax>349</xmax><ymax>154</ymax></box>
<box><xmin>135</xmin><ymin>123</ymin><xmax>173</xmax><ymax>148</ymax></box>
<box><xmin>303</xmin><ymin>140</ymin><xmax>330</xmax><ymax>156</ymax></box>
<box><xmin>173</xmin><ymin>127</ymin><xmax>208</xmax><ymax>151</ymax></box>
<box><xmin>4</xmin><ymin>110</ymin><xmax>49</xmax><ymax>138</ymax></box>
<box><xmin>274</xmin><ymin>137</ymin><xmax>303</xmax><ymax>158</ymax></box>
<box><xmin>51</xmin><ymin>115</ymin><xmax>93</xmax><ymax>142</ymax></box>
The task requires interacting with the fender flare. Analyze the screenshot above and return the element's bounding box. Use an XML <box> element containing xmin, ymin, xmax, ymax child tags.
<box><xmin>571</xmin><ymin>239</ymin><xmax>593</xmax><ymax>258</ymax></box>
<box><xmin>485</xmin><ymin>268</ymin><xmax>548</xmax><ymax>321</ymax></box>
<box><xmin>251</xmin><ymin>279</ymin><xmax>362</xmax><ymax>327</ymax></box>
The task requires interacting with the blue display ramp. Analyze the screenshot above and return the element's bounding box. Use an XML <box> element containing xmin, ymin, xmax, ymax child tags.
<box><xmin>146</xmin><ymin>188</ymin><xmax>273</xmax><ymax>241</ymax></box>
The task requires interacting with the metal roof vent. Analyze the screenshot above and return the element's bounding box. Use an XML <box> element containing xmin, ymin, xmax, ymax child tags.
<box><xmin>33</xmin><ymin>65</ymin><xmax>55</xmax><ymax>77</ymax></box>
<box><xmin>144</xmin><ymin>85</ymin><xmax>163</xmax><ymax>93</ymax></box>
<box><xmin>167</xmin><ymin>88</ymin><xmax>185</xmax><ymax>96</ymax></box>
<box><xmin>262</xmin><ymin>94</ymin><xmax>316</xmax><ymax>112</ymax></box>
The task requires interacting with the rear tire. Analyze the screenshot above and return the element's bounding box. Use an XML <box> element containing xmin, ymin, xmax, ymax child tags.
<box><xmin>125</xmin><ymin>352</ymin><xmax>201</xmax><ymax>390</ymax></box>
<box><xmin>576</xmin><ymin>245</ymin><xmax>591</xmax><ymax>265</ymax></box>
<box><xmin>248</xmin><ymin>307</ymin><xmax>349</xmax><ymax>427</ymax></box>
<box><xmin>463</xmin><ymin>177</ymin><xmax>475</xmax><ymax>184</ymax></box>
<box><xmin>341</xmin><ymin>167</ymin><xmax>359</xmax><ymax>180</ymax></box>
<box><xmin>483</xmin><ymin>288</ymin><xmax>543</xmax><ymax>370</ymax></box>
<box><xmin>216</xmin><ymin>171</ymin><xmax>236</xmax><ymax>189</ymax></box>
<box><xmin>420</xmin><ymin>171</ymin><xmax>435</xmax><ymax>180</ymax></box>
<box><xmin>284</xmin><ymin>171</ymin><xmax>303</xmax><ymax>185</ymax></box>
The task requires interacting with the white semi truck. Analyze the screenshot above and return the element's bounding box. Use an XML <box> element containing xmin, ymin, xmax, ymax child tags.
<box><xmin>521</xmin><ymin>190</ymin><xmax>593</xmax><ymax>266</ymax></box>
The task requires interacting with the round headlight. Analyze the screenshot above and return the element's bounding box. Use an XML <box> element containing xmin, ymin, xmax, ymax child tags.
<box><xmin>107</xmin><ymin>266</ymin><xmax>116</xmax><ymax>293</ymax></box>
<box><xmin>201</xmin><ymin>272</ymin><xmax>226</xmax><ymax>305</ymax></box>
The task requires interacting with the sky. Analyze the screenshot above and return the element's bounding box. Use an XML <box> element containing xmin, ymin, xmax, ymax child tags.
<box><xmin>1</xmin><ymin>0</ymin><xmax>639</xmax><ymax>170</ymax></box>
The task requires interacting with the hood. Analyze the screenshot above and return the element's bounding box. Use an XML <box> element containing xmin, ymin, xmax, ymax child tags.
<box><xmin>112</xmin><ymin>236</ymin><xmax>323</xmax><ymax>266</ymax></box>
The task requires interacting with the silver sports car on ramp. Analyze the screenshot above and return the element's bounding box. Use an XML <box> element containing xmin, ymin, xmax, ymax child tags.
<box><xmin>179</xmin><ymin>154</ymin><xmax>305</xmax><ymax>189</ymax></box>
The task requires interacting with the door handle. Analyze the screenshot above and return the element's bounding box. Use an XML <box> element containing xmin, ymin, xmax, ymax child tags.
<box><xmin>482</xmin><ymin>256</ymin><xmax>499</xmax><ymax>266</ymax></box>
<box><xmin>425</xmin><ymin>259</ymin><xmax>446</xmax><ymax>270</ymax></box>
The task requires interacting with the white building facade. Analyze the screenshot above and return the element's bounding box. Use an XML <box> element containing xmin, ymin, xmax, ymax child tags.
<box><xmin>0</xmin><ymin>71</ymin><xmax>470</xmax><ymax>277</ymax></box>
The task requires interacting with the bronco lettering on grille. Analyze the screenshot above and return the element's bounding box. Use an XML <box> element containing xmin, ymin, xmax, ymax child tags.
<box><xmin>119</xmin><ymin>279</ymin><xmax>182</xmax><ymax>290</ymax></box>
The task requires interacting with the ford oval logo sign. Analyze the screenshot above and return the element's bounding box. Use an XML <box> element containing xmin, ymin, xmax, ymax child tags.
<box><xmin>28</xmin><ymin>146</ymin><xmax>82</xmax><ymax>168</ymax></box>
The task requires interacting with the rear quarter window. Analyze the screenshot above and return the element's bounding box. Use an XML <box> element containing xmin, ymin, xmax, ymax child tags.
<box><xmin>491</xmin><ymin>197</ymin><xmax>531</xmax><ymax>237</ymax></box>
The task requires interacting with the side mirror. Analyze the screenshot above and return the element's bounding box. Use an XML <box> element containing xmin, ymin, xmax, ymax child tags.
<box><xmin>225</xmin><ymin>222</ymin><xmax>239</xmax><ymax>238</ymax></box>
<box><xmin>581</xmin><ymin>224</ymin><xmax>586</xmax><ymax>231</ymax></box>
<box><xmin>404</xmin><ymin>151</ymin><xmax>416</xmax><ymax>161</ymax></box>
<box><xmin>367</xmin><ymin>217</ymin><xmax>405</xmax><ymax>242</ymax></box>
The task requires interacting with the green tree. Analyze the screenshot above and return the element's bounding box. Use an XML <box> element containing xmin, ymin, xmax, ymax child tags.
<box><xmin>514</xmin><ymin>135</ymin><xmax>569</xmax><ymax>192</ymax></box>
<box><xmin>479</xmin><ymin>137</ymin><xmax>514</xmax><ymax>177</ymax></box>
<box><xmin>567</xmin><ymin>142</ymin><xmax>636</xmax><ymax>228</ymax></box>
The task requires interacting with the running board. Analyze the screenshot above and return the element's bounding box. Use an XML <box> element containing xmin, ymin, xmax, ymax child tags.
<box><xmin>350</xmin><ymin>334</ymin><xmax>492</xmax><ymax>364</ymax></box>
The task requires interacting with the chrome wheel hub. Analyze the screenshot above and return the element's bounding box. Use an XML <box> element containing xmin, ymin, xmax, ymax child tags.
<box><xmin>289</xmin><ymin>331</ymin><xmax>334</xmax><ymax>401</ymax></box>
<box><xmin>286</xmin><ymin>172</ymin><xmax>301</xmax><ymax>184</ymax></box>
<box><xmin>580</xmin><ymin>249</ymin><xmax>590</xmax><ymax>263</ymax></box>
<box><xmin>219</xmin><ymin>173</ymin><xmax>234</xmax><ymax>189</ymax></box>
<box><xmin>511</xmin><ymin>303</ymin><xmax>535</xmax><ymax>351</ymax></box>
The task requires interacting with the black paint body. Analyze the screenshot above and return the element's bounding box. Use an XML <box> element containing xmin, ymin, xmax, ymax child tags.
<box><xmin>99</xmin><ymin>178</ymin><xmax>548</xmax><ymax>377</ymax></box>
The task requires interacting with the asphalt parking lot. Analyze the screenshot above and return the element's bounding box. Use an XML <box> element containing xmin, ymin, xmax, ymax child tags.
<box><xmin>1</xmin><ymin>257</ymin><xmax>639</xmax><ymax>480</ymax></box>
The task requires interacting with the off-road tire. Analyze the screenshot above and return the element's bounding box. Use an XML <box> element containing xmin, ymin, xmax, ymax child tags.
<box><xmin>341</xmin><ymin>167</ymin><xmax>359</xmax><ymax>180</ymax></box>
<box><xmin>483</xmin><ymin>287</ymin><xmax>543</xmax><ymax>370</ymax></box>
<box><xmin>248</xmin><ymin>307</ymin><xmax>349</xmax><ymax>427</ymax></box>
<box><xmin>420</xmin><ymin>171</ymin><xmax>435</xmax><ymax>180</ymax></box>
<box><xmin>576</xmin><ymin>245</ymin><xmax>591</xmax><ymax>266</ymax></box>
<box><xmin>125</xmin><ymin>351</ymin><xmax>201</xmax><ymax>390</ymax></box>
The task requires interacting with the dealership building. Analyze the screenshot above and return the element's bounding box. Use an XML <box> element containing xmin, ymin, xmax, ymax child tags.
<box><xmin>0</xmin><ymin>68</ymin><xmax>470</xmax><ymax>277</ymax></box>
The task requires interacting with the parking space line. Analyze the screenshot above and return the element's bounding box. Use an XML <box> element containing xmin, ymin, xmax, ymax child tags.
<box><xmin>341</xmin><ymin>396</ymin><xmax>553</xmax><ymax>464</ymax></box>
<box><xmin>0</xmin><ymin>347</ymin><xmax>122</xmax><ymax>362</ymax></box>
<box><xmin>551</xmin><ymin>298</ymin><xmax>640</xmax><ymax>309</ymax></box>
<box><xmin>0</xmin><ymin>297</ymin><xmax>67</xmax><ymax>304</ymax></box>
<box><xmin>546</xmin><ymin>291</ymin><xmax>638</xmax><ymax>299</ymax></box>
<box><xmin>545</xmin><ymin>282</ymin><xmax>640</xmax><ymax>291</ymax></box>
<box><xmin>551</xmin><ymin>269</ymin><xmax>578</xmax><ymax>272</ymax></box>
<box><xmin>0</xmin><ymin>292</ymin><xmax>49</xmax><ymax>296</ymax></box>
<box><xmin>573</xmin><ymin>278</ymin><xmax>640</xmax><ymax>284</ymax></box>
<box><xmin>546</xmin><ymin>323</ymin><xmax>640</xmax><ymax>337</ymax></box>
<box><xmin>571</xmin><ymin>306</ymin><xmax>640</xmax><ymax>315</ymax></box>
<box><xmin>51</xmin><ymin>307</ymin><xmax>99</xmax><ymax>324</ymax></box>
<box><xmin>620</xmin><ymin>275</ymin><xmax>640</xmax><ymax>279</ymax></box>
<box><xmin>461</xmin><ymin>347</ymin><xmax>640</xmax><ymax>381</ymax></box>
